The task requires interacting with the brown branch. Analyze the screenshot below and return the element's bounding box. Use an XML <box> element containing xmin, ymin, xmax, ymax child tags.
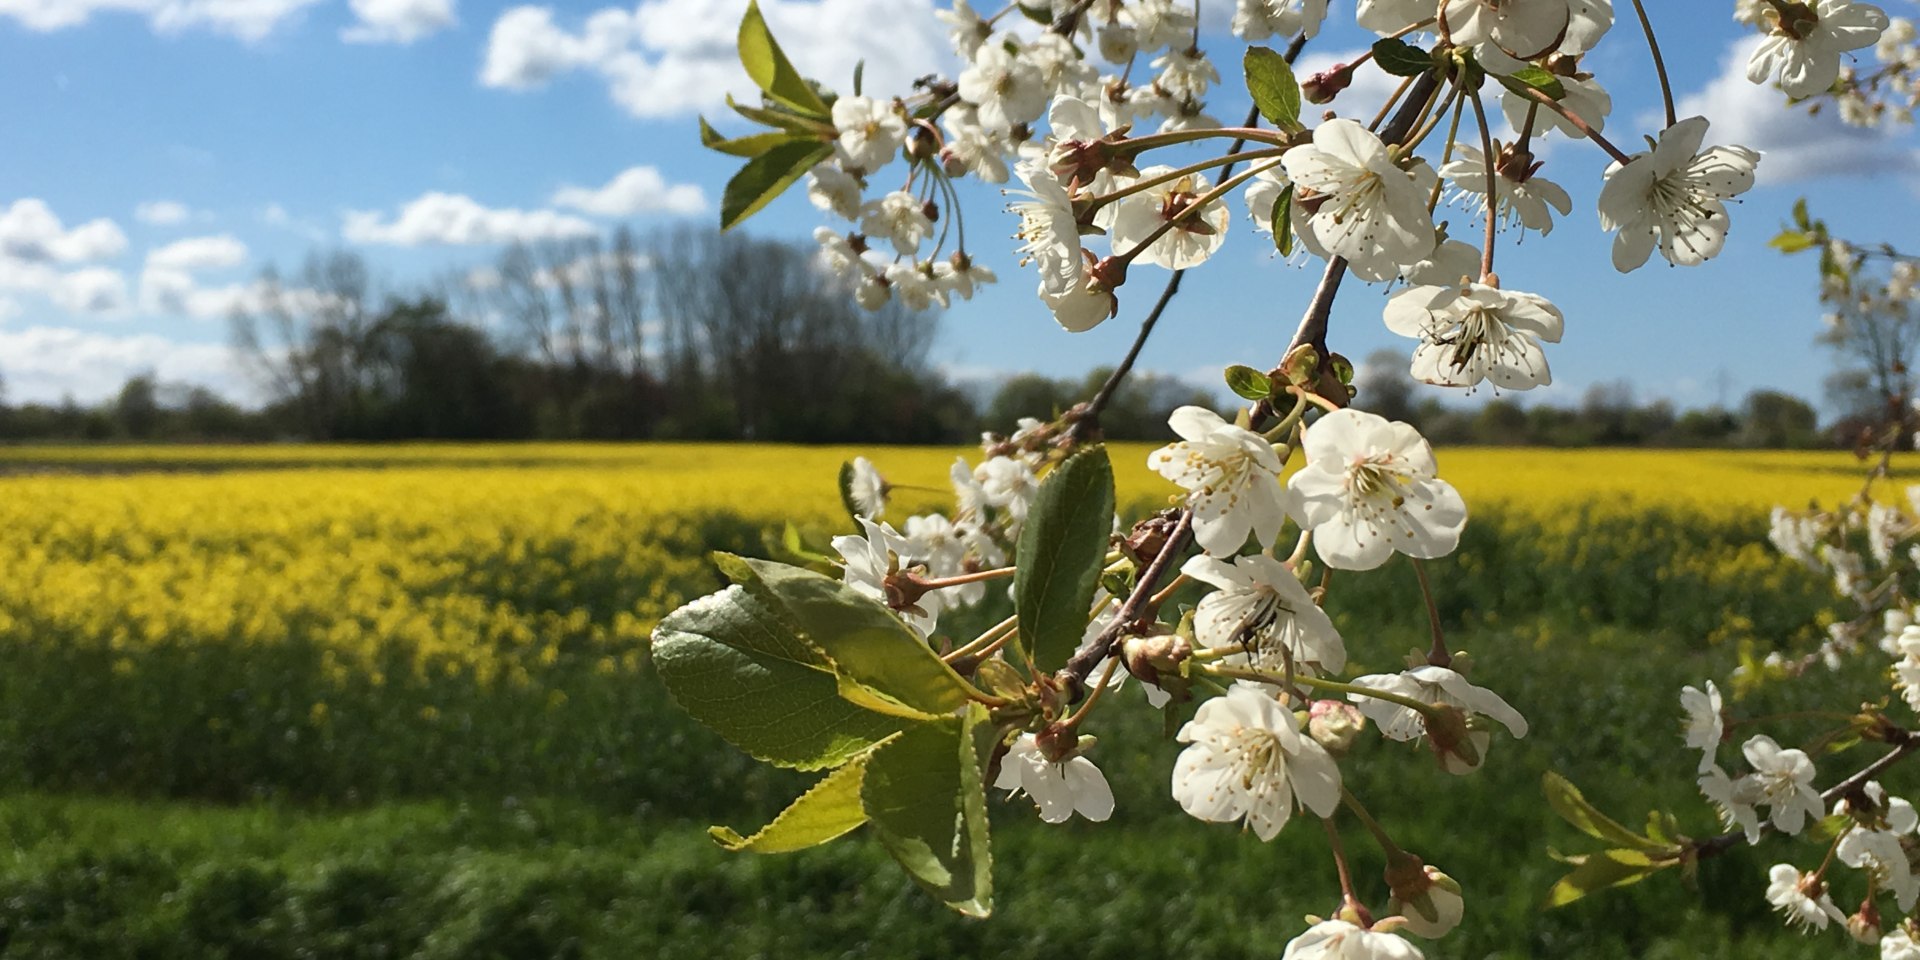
<box><xmin>1694</xmin><ymin>731</ymin><xmax>1920</xmax><ymax>861</ymax></box>
<box><xmin>1058</xmin><ymin>510</ymin><xmax>1192</xmax><ymax>701</ymax></box>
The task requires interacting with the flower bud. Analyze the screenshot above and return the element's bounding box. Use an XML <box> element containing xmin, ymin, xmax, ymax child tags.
<box><xmin>1302</xmin><ymin>63</ymin><xmax>1353</xmax><ymax>104</ymax></box>
<box><xmin>1849</xmin><ymin>897</ymin><xmax>1883</xmax><ymax>945</ymax></box>
<box><xmin>1122</xmin><ymin>629</ymin><xmax>1191</xmax><ymax>685</ymax></box>
<box><xmin>1422</xmin><ymin>705</ymin><xmax>1485</xmax><ymax>774</ymax></box>
<box><xmin>1308</xmin><ymin>700</ymin><xmax>1366</xmax><ymax>753</ymax></box>
<box><xmin>1387</xmin><ymin>866</ymin><xmax>1464</xmax><ymax>939</ymax></box>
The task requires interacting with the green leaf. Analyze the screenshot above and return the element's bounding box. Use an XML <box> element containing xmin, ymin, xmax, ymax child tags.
<box><xmin>1270</xmin><ymin>184</ymin><xmax>1295</xmax><ymax>256</ymax></box>
<box><xmin>1792</xmin><ymin>196</ymin><xmax>1811</xmax><ymax>231</ymax></box>
<box><xmin>1016</xmin><ymin>448</ymin><xmax>1117</xmax><ymax>673</ymax></box>
<box><xmin>721</xmin><ymin>141</ymin><xmax>834</xmax><ymax>231</ymax></box>
<box><xmin>651</xmin><ymin>586</ymin><xmax>907</xmax><ymax>769</ymax></box>
<box><xmin>1542</xmin><ymin>773</ymin><xmax>1669</xmax><ymax>853</ymax></box>
<box><xmin>726</xmin><ymin>94</ymin><xmax>836</xmax><ymax>136</ymax></box>
<box><xmin>737</xmin><ymin>0</ymin><xmax>829</xmax><ymax>116</ymax></box>
<box><xmin>1243</xmin><ymin>47</ymin><xmax>1302</xmax><ymax>131</ymax></box>
<box><xmin>1497</xmin><ymin>66</ymin><xmax>1565</xmax><ymax>101</ymax></box>
<box><xmin>1372</xmin><ymin>38</ymin><xmax>1434</xmax><ymax>78</ymax></box>
<box><xmin>721</xmin><ymin>555</ymin><xmax>978</xmax><ymax>718</ymax></box>
<box><xmin>1546</xmin><ymin>848</ymin><xmax>1664</xmax><ymax>908</ymax></box>
<box><xmin>711</xmin><ymin>748</ymin><xmax>879</xmax><ymax>853</ymax></box>
<box><xmin>1769</xmin><ymin>229</ymin><xmax>1817</xmax><ymax>254</ymax></box>
<box><xmin>1224</xmin><ymin>365</ymin><xmax>1272</xmax><ymax>401</ymax></box>
<box><xmin>700</xmin><ymin>117</ymin><xmax>803</xmax><ymax>158</ymax></box>
<box><xmin>862</xmin><ymin>705</ymin><xmax>994</xmax><ymax>916</ymax></box>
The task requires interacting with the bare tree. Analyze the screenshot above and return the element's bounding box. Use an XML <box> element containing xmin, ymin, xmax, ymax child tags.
<box><xmin>229</xmin><ymin>251</ymin><xmax>377</xmax><ymax>439</ymax></box>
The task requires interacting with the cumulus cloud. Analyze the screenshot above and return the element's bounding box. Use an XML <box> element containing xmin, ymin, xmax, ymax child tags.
<box><xmin>134</xmin><ymin>199</ymin><xmax>195</xmax><ymax>226</ymax></box>
<box><xmin>0</xmin><ymin>325</ymin><xmax>247</xmax><ymax>404</ymax></box>
<box><xmin>47</xmin><ymin>266</ymin><xmax>130</xmax><ymax>313</ymax></box>
<box><xmin>341</xmin><ymin>0</ymin><xmax>454</xmax><ymax>43</ymax></box>
<box><xmin>1673</xmin><ymin>35</ymin><xmax>1920</xmax><ymax>183</ymax></box>
<box><xmin>550</xmin><ymin>165</ymin><xmax>706</xmax><ymax>216</ymax></box>
<box><xmin>0</xmin><ymin>0</ymin><xmax>323</xmax><ymax>41</ymax></box>
<box><xmin>343</xmin><ymin>191</ymin><xmax>597</xmax><ymax>246</ymax></box>
<box><xmin>480</xmin><ymin>0</ymin><xmax>948</xmax><ymax>118</ymax></box>
<box><xmin>0</xmin><ymin>199</ymin><xmax>127</xmax><ymax>263</ymax></box>
<box><xmin>145</xmin><ymin>234</ymin><xmax>247</xmax><ymax>271</ymax></box>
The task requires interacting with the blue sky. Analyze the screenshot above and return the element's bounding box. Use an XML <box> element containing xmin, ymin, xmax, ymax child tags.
<box><xmin>0</xmin><ymin>0</ymin><xmax>1912</xmax><ymax>414</ymax></box>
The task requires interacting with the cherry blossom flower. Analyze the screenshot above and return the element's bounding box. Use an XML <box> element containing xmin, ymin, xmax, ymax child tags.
<box><xmin>1439</xmin><ymin>145</ymin><xmax>1573</xmax><ymax>236</ymax></box>
<box><xmin>1389</xmin><ymin>866</ymin><xmax>1465</xmax><ymax>938</ymax></box>
<box><xmin>847</xmin><ymin>455</ymin><xmax>889</xmax><ymax>517</ymax></box>
<box><xmin>1010</xmin><ymin>160</ymin><xmax>1084</xmax><ymax>295</ymax></box>
<box><xmin>1233</xmin><ymin>0</ymin><xmax>1329</xmax><ymax>40</ymax></box>
<box><xmin>1183</xmin><ymin>553</ymin><xmax>1346</xmax><ymax>674</ymax></box>
<box><xmin>1841</xmin><ymin>827</ymin><xmax>1920</xmax><ymax>911</ymax></box>
<box><xmin>1399</xmin><ymin>235</ymin><xmax>1481</xmax><ymax>286</ymax></box>
<box><xmin>1680</xmin><ymin>681</ymin><xmax>1724</xmax><ymax>773</ymax></box>
<box><xmin>959</xmin><ymin>40</ymin><xmax>1048</xmax><ymax>131</ymax></box>
<box><xmin>1282</xmin><ymin>919</ymin><xmax>1425</xmax><ymax>960</ymax></box>
<box><xmin>1442</xmin><ymin>0</ymin><xmax>1571</xmax><ymax>59</ymax></box>
<box><xmin>994</xmin><ymin>732</ymin><xmax>1116</xmax><ymax>823</ymax></box>
<box><xmin>933</xmin><ymin>254</ymin><xmax>996</xmax><ymax>301</ymax></box>
<box><xmin>975</xmin><ymin>455</ymin><xmax>1040</xmax><ymax>520</ymax></box>
<box><xmin>831</xmin><ymin>517</ymin><xmax>939</xmax><ymax>635</ymax></box>
<box><xmin>1597</xmin><ymin>117</ymin><xmax>1759</xmax><ymax>272</ymax></box>
<box><xmin>1153</xmin><ymin>47</ymin><xmax>1221</xmax><ymax>99</ymax></box>
<box><xmin>1742</xmin><ymin>734</ymin><xmax>1825</xmax><ymax>836</ymax></box>
<box><xmin>1747</xmin><ymin>0</ymin><xmax>1890</xmax><ymax>99</ymax></box>
<box><xmin>1885</xmin><ymin>925</ymin><xmax>1920</xmax><ymax>959</ymax></box>
<box><xmin>831</xmin><ymin>95</ymin><xmax>906</xmax><ymax>173</ymax></box>
<box><xmin>1765</xmin><ymin>864</ymin><xmax>1847</xmax><ymax>930</ymax></box>
<box><xmin>1382</xmin><ymin>281</ymin><xmax>1564</xmax><ymax>391</ymax></box>
<box><xmin>1282</xmin><ymin>119</ymin><xmax>1438</xmax><ymax>282</ymax></box>
<box><xmin>1172</xmin><ymin>683</ymin><xmax>1342</xmax><ymax>840</ymax></box>
<box><xmin>807</xmin><ymin>165</ymin><xmax>863</xmax><ymax>220</ymax></box>
<box><xmin>1150</xmin><ymin>405</ymin><xmax>1292</xmax><ymax>555</ymax></box>
<box><xmin>861</xmin><ymin>191</ymin><xmax>933</xmax><ymax>258</ymax></box>
<box><xmin>936</xmin><ymin>0</ymin><xmax>992</xmax><ymax>58</ymax></box>
<box><xmin>1108</xmin><ymin>165</ymin><xmax>1232</xmax><ymax>270</ymax></box>
<box><xmin>1288</xmin><ymin>409</ymin><xmax>1467</xmax><ymax>570</ymax></box>
<box><xmin>1126</xmin><ymin>0</ymin><xmax>1197</xmax><ymax>53</ymax></box>
<box><xmin>1358</xmin><ymin>0</ymin><xmax>1439</xmax><ymax>36</ymax></box>
<box><xmin>1348</xmin><ymin>665</ymin><xmax>1528</xmax><ymax>774</ymax></box>
<box><xmin>1699</xmin><ymin>763</ymin><xmax>1766</xmax><ymax>842</ymax></box>
<box><xmin>1245</xmin><ymin>167</ymin><xmax>1292</xmax><ymax>237</ymax></box>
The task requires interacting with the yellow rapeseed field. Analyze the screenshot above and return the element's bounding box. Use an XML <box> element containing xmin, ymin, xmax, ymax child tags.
<box><xmin>0</xmin><ymin>443</ymin><xmax>1880</xmax><ymax>690</ymax></box>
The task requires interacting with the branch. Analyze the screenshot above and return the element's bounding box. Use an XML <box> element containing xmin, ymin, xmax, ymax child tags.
<box><xmin>1694</xmin><ymin>732</ymin><xmax>1920</xmax><ymax>861</ymax></box>
<box><xmin>1057</xmin><ymin>510</ymin><xmax>1192</xmax><ymax>699</ymax></box>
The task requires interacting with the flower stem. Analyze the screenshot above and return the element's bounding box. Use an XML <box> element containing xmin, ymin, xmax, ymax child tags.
<box><xmin>1085</xmin><ymin>147</ymin><xmax>1291</xmax><ymax>214</ymax></box>
<box><xmin>944</xmin><ymin>612</ymin><xmax>1018</xmax><ymax>663</ymax></box>
<box><xmin>1514</xmin><ymin>86</ymin><xmax>1632</xmax><ymax>165</ymax></box>
<box><xmin>1628</xmin><ymin>0</ymin><xmax>1678</xmax><ymax>128</ymax></box>
<box><xmin>1341</xmin><ymin>785</ymin><xmax>1412</xmax><ymax>862</ymax></box>
<box><xmin>1464</xmin><ymin>82</ymin><xmax>1498</xmax><ymax>279</ymax></box>
<box><xmin>1411</xmin><ymin>558</ymin><xmax>1451</xmax><ymax>668</ymax></box>
<box><xmin>1202</xmin><ymin>664</ymin><xmax>1441</xmax><ymax>716</ymax></box>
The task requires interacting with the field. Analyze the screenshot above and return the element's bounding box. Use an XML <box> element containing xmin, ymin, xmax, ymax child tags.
<box><xmin>0</xmin><ymin>442</ymin><xmax>1896</xmax><ymax>958</ymax></box>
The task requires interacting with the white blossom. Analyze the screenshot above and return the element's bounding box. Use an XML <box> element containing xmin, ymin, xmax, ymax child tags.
<box><xmin>1439</xmin><ymin>145</ymin><xmax>1573</xmax><ymax>236</ymax></box>
<box><xmin>831</xmin><ymin>517</ymin><xmax>939</xmax><ymax>634</ymax></box>
<box><xmin>1233</xmin><ymin>0</ymin><xmax>1329</xmax><ymax>40</ymax></box>
<box><xmin>1597</xmin><ymin>117</ymin><xmax>1759</xmax><ymax>272</ymax></box>
<box><xmin>1348</xmin><ymin>665</ymin><xmax>1528</xmax><ymax>773</ymax></box>
<box><xmin>1765</xmin><ymin>864</ymin><xmax>1847</xmax><ymax>930</ymax></box>
<box><xmin>958</xmin><ymin>40</ymin><xmax>1048</xmax><ymax>131</ymax></box>
<box><xmin>1442</xmin><ymin>0</ymin><xmax>1571</xmax><ymax>60</ymax></box>
<box><xmin>847</xmin><ymin>455</ymin><xmax>888</xmax><ymax>517</ymax></box>
<box><xmin>1680</xmin><ymin>681</ymin><xmax>1724</xmax><ymax>773</ymax></box>
<box><xmin>975</xmin><ymin>455</ymin><xmax>1040</xmax><ymax>520</ymax></box>
<box><xmin>1742</xmin><ymin>734</ymin><xmax>1825</xmax><ymax>837</ymax></box>
<box><xmin>1885</xmin><ymin>926</ymin><xmax>1920</xmax><ymax>960</ymax></box>
<box><xmin>1108</xmin><ymin>165</ymin><xmax>1232</xmax><ymax>270</ymax></box>
<box><xmin>832</xmin><ymin>95</ymin><xmax>907</xmax><ymax>173</ymax></box>
<box><xmin>1699</xmin><ymin>763</ymin><xmax>1766</xmax><ymax>842</ymax></box>
<box><xmin>1173</xmin><ymin>683</ymin><xmax>1342</xmax><ymax>840</ymax></box>
<box><xmin>1747</xmin><ymin>0</ymin><xmax>1890</xmax><ymax>99</ymax></box>
<box><xmin>1841</xmin><ymin>826</ymin><xmax>1920</xmax><ymax>912</ymax></box>
<box><xmin>1282</xmin><ymin>919</ymin><xmax>1425</xmax><ymax>960</ymax></box>
<box><xmin>860</xmin><ymin>191</ymin><xmax>933</xmax><ymax>258</ymax></box>
<box><xmin>1399</xmin><ymin>236</ymin><xmax>1482</xmax><ymax>287</ymax></box>
<box><xmin>1288</xmin><ymin>408</ymin><xmax>1468</xmax><ymax>570</ymax></box>
<box><xmin>1283</xmin><ymin>119</ymin><xmax>1438</xmax><ymax>282</ymax></box>
<box><xmin>1358</xmin><ymin>0</ymin><xmax>1438</xmax><ymax>36</ymax></box>
<box><xmin>1150</xmin><ymin>405</ymin><xmax>1293</xmax><ymax>556</ymax></box>
<box><xmin>807</xmin><ymin>165</ymin><xmax>864</xmax><ymax>220</ymax></box>
<box><xmin>994</xmin><ymin>732</ymin><xmax>1116</xmax><ymax>823</ymax></box>
<box><xmin>1183</xmin><ymin>553</ymin><xmax>1347</xmax><ymax>674</ymax></box>
<box><xmin>1152</xmin><ymin>47</ymin><xmax>1221</xmax><ymax>100</ymax></box>
<box><xmin>1383</xmin><ymin>280</ymin><xmax>1564</xmax><ymax>391</ymax></box>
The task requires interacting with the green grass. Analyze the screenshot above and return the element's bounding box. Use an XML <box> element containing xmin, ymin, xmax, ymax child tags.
<box><xmin>0</xmin><ymin>502</ymin><xmax>1894</xmax><ymax>957</ymax></box>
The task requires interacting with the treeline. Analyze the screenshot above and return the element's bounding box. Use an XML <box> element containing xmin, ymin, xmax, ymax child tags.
<box><xmin>1358</xmin><ymin>352</ymin><xmax>1829</xmax><ymax>448</ymax></box>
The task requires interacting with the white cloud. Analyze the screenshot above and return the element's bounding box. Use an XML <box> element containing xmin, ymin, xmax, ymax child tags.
<box><xmin>480</xmin><ymin>0</ymin><xmax>948</xmax><ymax>118</ymax></box>
<box><xmin>0</xmin><ymin>325</ymin><xmax>246</xmax><ymax>404</ymax></box>
<box><xmin>343</xmin><ymin>191</ymin><xmax>597</xmax><ymax>246</ymax></box>
<box><xmin>134</xmin><ymin>199</ymin><xmax>194</xmax><ymax>226</ymax></box>
<box><xmin>145</xmin><ymin>234</ymin><xmax>248</xmax><ymax>271</ymax></box>
<box><xmin>0</xmin><ymin>199</ymin><xmax>127</xmax><ymax>263</ymax></box>
<box><xmin>47</xmin><ymin>266</ymin><xmax>129</xmax><ymax>313</ymax></box>
<box><xmin>341</xmin><ymin>0</ymin><xmax>453</xmax><ymax>43</ymax></box>
<box><xmin>1673</xmin><ymin>35</ymin><xmax>1920</xmax><ymax>183</ymax></box>
<box><xmin>550</xmin><ymin>165</ymin><xmax>706</xmax><ymax>216</ymax></box>
<box><xmin>0</xmin><ymin>0</ymin><xmax>322</xmax><ymax>41</ymax></box>
<box><xmin>139</xmin><ymin>268</ymin><xmax>277</xmax><ymax>319</ymax></box>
